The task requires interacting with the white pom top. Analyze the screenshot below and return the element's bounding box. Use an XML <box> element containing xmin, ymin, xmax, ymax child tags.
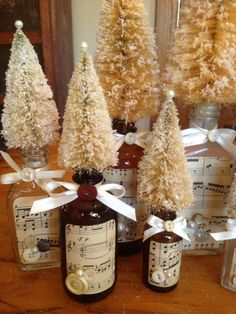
<box><xmin>81</xmin><ymin>42</ymin><xmax>88</xmax><ymax>51</ymax></box>
<box><xmin>167</xmin><ymin>90</ymin><xmax>175</xmax><ymax>101</ymax></box>
<box><xmin>15</xmin><ymin>20</ymin><xmax>23</xmax><ymax>29</ymax></box>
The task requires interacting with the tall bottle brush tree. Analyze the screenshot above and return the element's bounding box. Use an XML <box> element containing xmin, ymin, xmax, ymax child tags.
<box><xmin>1</xmin><ymin>21</ymin><xmax>59</xmax><ymax>149</ymax></box>
<box><xmin>165</xmin><ymin>0</ymin><xmax>236</xmax><ymax>106</ymax></box>
<box><xmin>95</xmin><ymin>0</ymin><xmax>160</xmax><ymax>122</ymax></box>
<box><xmin>137</xmin><ymin>91</ymin><xmax>193</xmax><ymax>211</ymax></box>
<box><xmin>58</xmin><ymin>42</ymin><xmax>118</xmax><ymax>171</ymax></box>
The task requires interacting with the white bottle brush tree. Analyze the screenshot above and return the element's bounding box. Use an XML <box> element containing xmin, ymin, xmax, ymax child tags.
<box><xmin>164</xmin><ymin>0</ymin><xmax>236</xmax><ymax>106</ymax></box>
<box><xmin>58</xmin><ymin>42</ymin><xmax>118</xmax><ymax>171</ymax></box>
<box><xmin>1</xmin><ymin>21</ymin><xmax>59</xmax><ymax>149</ymax></box>
<box><xmin>137</xmin><ymin>91</ymin><xmax>193</xmax><ymax>211</ymax></box>
<box><xmin>95</xmin><ymin>0</ymin><xmax>160</xmax><ymax>122</ymax></box>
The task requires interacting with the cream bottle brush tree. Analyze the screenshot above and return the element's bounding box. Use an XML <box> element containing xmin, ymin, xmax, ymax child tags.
<box><xmin>164</xmin><ymin>0</ymin><xmax>236</xmax><ymax>106</ymax></box>
<box><xmin>137</xmin><ymin>90</ymin><xmax>193</xmax><ymax>211</ymax></box>
<box><xmin>95</xmin><ymin>0</ymin><xmax>160</xmax><ymax>122</ymax></box>
<box><xmin>1</xmin><ymin>20</ymin><xmax>59</xmax><ymax>149</ymax></box>
<box><xmin>58</xmin><ymin>42</ymin><xmax>117</xmax><ymax>171</ymax></box>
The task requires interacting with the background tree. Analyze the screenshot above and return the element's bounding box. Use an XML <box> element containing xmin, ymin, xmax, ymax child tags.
<box><xmin>1</xmin><ymin>21</ymin><xmax>59</xmax><ymax>149</ymax></box>
<box><xmin>58</xmin><ymin>42</ymin><xmax>117</xmax><ymax>171</ymax></box>
<box><xmin>137</xmin><ymin>91</ymin><xmax>193</xmax><ymax>211</ymax></box>
<box><xmin>95</xmin><ymin>0</ymin><xmax>160</xmax><ymax>122</ymax></box>
<box><xmin>165</xmin><ymin>0</ymin><xmax>236</xmax><ymax>106</ymax></box>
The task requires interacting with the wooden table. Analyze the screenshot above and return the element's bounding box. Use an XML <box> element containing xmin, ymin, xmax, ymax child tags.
<box><xmin>0</xmin><ymin>148</ymin><xmax>235</xmax><ymax>314</ymax></box>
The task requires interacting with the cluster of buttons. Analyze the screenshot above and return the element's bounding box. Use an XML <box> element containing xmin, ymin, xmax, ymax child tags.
<box><xmin>65</xmin><ymin>268</ymin><xmax>96</xmax><ymax>295</ymax></box>
<box><xmin>22</xmin><ymin>236</ymin><xmax>52</xmax><ymax>263</ymax></box>
<box><xmin>187</xmin><ymin>213</ymin><xmax>210</xmax><ymax>243</ymax></box>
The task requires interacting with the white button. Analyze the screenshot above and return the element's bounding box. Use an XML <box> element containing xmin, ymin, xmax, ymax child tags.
<box><xmin>232</xmin><ymin>275</ymin><xmax>236</xmax><ymax>287</ymax></box>
<box><xmin>192</xmin><ymin>213</ymin><xmax>205</xmax><ymax>225</ymax></box>
<box><xmin>21</xmin><ymin>167</ymin><xmax>36</xmax><ymax>182</ymax></box>
<box><xmin>208</xmin><ymin>129</ymin><xmax>219</xmax><ymax>142</ymax></box>
<box><xmin>152</xmin><ymin>269</ymin><xmax>165</xmax><ymax>283</ymax></box>
<box><xmin>125</xmin><ymin>132</ymin><xmax>136</xmax><ymax>145</ymax></box>
<box><xmin>23</xmin><ymin>247</ymin><xmax>40</xmax><ymax>263</ymax></box>
<box><xmin>65</xmin><ymin>271</ymin><xmax>89</xmax><ymax>295</ymax></box>
<box><xmin>23</xmin><ymin>236</ymin><xmax>38</xmax><ymax>249</ymax></box>
<box><xmin>164</xmin><ymin>220</ymin><xmax>174</xmax><ymax>232</ymax></box>
<box><xmin>84</xmin><ymin>269</ymin><xmax>96</xmax><ymax>282</ymax></box>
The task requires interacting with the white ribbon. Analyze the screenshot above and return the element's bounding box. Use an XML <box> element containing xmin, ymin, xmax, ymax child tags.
<box><xmin>143</xmin><ymin>214</ymin><xmax>190</xmax><ymax>242</ymax></box>
<box><xmin>114</xmin><ymin>131</ymin><xmax>152</xmax><ymax>150</ymax></box>
<box><xmin>181</xmin><ymin>125</ymin><xmax>236</xmax><ymax>160</ymax></box>
<box><xmin>30</xmin><ymin>180</ymin><xmax>136</xmax><ymax>222</ymax></box>
<box><xmin>0</xmin><ymin>150</ymin><xmax>65</xmax><ymax>185</ymax></box>
<box><xmin>210</xmin><ymin>218</ymin><xmax>236</xmax><ymax>241</ymax></box>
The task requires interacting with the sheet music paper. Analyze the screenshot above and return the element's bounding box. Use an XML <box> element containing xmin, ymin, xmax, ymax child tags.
<box><xmin>148</xmin><ymin>240</ymin><xmax>182</xmax><ymax>288</ymax></box>
<box><xmin>66</xmin><ymin>220</ymin><xmax>116</xmax><ymax>294</ymax></box>
<box><xmin>183</xmin><ymin>156</ymin><xmax>234</xmax><ymax>250</ymax></box>
<box><xmin>103</xmin><ymin>169</ymin><xmax>148</xmax><ymax>242</ymax></box>
<box><xmin>13</xmin><ymin>196</ymin><xmax>60</xmax><ymax>264</ymax></box>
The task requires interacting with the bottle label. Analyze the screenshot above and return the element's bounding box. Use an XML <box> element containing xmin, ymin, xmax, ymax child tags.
<box><xmin>13</xmin><ymin>196</ymin><xmax>60</xmax><ymax>265</ymax></box>
<box><xmin>65</xmin><ymin>220</ymin><xmax>116</xmax><ymax>295</ymax></box>
<box><xmin>103</xmin><ymin>168</ymin><xmax>148</xmax><ymax>243</ymax></box>
<box><xmin>183</xmin><ymin>156</ymin><xmax>234</xmax><ymax>250</ymax></box>
<box><xmin>148</xmin><ymin>240</ymin><xmax>182</xmax><ymax>288</ymax></box>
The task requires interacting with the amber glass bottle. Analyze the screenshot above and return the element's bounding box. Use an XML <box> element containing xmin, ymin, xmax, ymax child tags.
<box><xmin>60</xmin><ymin>169</ymin><xmax>117</xmax><ymax>302</ymax></box>
<box><xmin>183</xmin><ymin>104</ymin><xmax>234</xmax><ymax>254</ymax></box>
<box><xmin>103</xmin><ymin>119</ymin><xmax>145</xmax><ymax>255</ymax></box>
<box><xmin>143</xmin><ymin>209</ymin><xmax>183</xmax><ymax>292</ymax></box>
<box><xmin>7</xmin><ymin>147</ymin><xmax>60</xmax><ymax>270</ymax></box>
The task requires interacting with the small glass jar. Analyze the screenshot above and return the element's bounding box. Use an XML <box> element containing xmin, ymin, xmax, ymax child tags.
<box><xmin>60</xmin><ymin>169</ymin><xmax>117</xmax><ymax>302</ymax></box>
<box><xmin>183</xmin><ymin>104</ymin><xmax>235</xmax><ymax>254</ymax></box>
<box><xmin>143</xmin><ymin>209</ymin><xmax>183</xmax><ymax>292</ymax></box>
<box><xmin>7</xmin><ymin>147</ymin><xmax>60</xmax><ymax>270</ymax></box>
<box><xmin>103</xmin><ymin>119</ymin><xmax>146</xmax><ymax>255</ymax></box>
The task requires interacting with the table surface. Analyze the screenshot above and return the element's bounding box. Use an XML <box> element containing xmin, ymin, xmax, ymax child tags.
<box><xmin>0</xmin><ymin>148</ymin><xmax>235</xmax><ymax>314</ymax></box>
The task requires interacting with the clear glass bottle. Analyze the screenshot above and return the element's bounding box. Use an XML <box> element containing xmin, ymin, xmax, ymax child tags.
<box><xmin>221</xmin><ymin>176</ymin><xmax>236</xmax><ymax>292</ymax></box>
<box><xmin>7</xmin><ymin>147</ymin><xmax>60</xmax><ymax>270</ymax></box>
<box><xmin>143</xmin><ymin>209</ymin><xmax>183</xmax><ymax>292</ymax></box>
<box><xmin>103</xmin><ymin>119</ymin><xmax>146</xmax><ymax>256</ymax></box>
<box><xmin>60</xmin><ymin>169</ymin><xmax>117</xmax><ymax>302</ymax></box>
<box><xmin>183</xmin><ymin>104</ymin><xmax>235</xmax><ymax>254</ymax></box>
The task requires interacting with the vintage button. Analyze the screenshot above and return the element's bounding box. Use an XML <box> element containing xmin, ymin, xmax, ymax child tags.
<box><xmin>23</xmin><ymin>236</ymin><xmax>38</xmax><ymax>249</ymax></box>
<box><xmin>23</xmin><ymin>247</ymin><xmax>40</xmax><ymax>263</ymax></box>
<box><xmin>187</xmin><ymin>220</ymin><xmax>198</xmax><ymax>230</ymax></box>
<box><xmin>65</xmin><ymin>271</ymin><xmax>89</xmax><ymax>295</ymax></box>
<box><xmin>232</xmin><ymin>275</ymin><xmax>236</xmax><ymax>286</ymax></box>
<box><xmin>124</xmin><ymin>132</ymin><xmax>136</xmax><ymax>145</ymax></box>
<box><xmin>164</xmin><ymin>269</ymin><xmax>172</xmax><ymax>279</ymax></box>
<box><xmin>21</xmin><ymin>167</ymin><xmax>36</xmax><ymax>182</ymax></box>
<box><xmin>152</xmin><ymin>269</ymin><xmax>165</xmax><ymax>284</ymax></box>
<box><xmin>37</xmin><ymin>239</ymin><xmax>51</xmax><ymax>252</ymax></box>
<box><xmin>194</xmin><ymin>230</ymin><xmax>210</xmax><ymax>243</ymax></box>
<box><xmin>208</xmin><ymin>129</ymin><xmax>219</xmax><ymax>142</ymax></box>
<box><xmin>164</xmin><ymin>220</ymin><xmax>174</xmax><ymax>232</ymax></box>
<box><xmin>77</xmin><ymin>184</ymin><xmax>97</xmax><ymax>201</ymax></box>
<box><xmin>192</xmin><ymin>213</ymin><xmax>205</xmax><ymax>225</ymax></box>
<box><xmin>84</xmin><ymin>269</ymin><xmax>96</xmax><ymax>282</ymax></box>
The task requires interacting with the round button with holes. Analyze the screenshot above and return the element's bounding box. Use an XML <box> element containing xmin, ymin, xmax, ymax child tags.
<box><xmin>164</xmin><ymin>220</ymin><xmax>174</xmax><ymax>232</ymax></box>
<box><xmin>124</xmin><ymin>132</ymin><xmax>136</xmax><ymax>145</ymax></box>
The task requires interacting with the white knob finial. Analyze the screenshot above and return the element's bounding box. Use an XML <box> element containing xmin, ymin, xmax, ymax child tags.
<box><xmin>15</xmin><ymin>20</ymin><xmax>23</xmax><ymax>29</ymax></box>
<box><xmin>81</xmin><ymin>42</ymin><xmax>88</xmax><ymax>51</ymax></box>
<box><xmin>167</xmin><ymin>90</ymin><xmax>175</xmax><ymax>100</ymax></box>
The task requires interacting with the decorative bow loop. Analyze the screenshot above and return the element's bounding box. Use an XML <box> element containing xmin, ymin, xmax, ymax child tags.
<box><xmin>210</xmin><ymin>218</ymin><xmax>236</xmax><ymax>241</ymax></box>
<box><xmin>30</xmin><ymin>181</ymin><xmax>136</xmax><ymax>222</ymax></box>
<box><xmin>0</xmin><ymin>150</ymin><xmax>65</xmax><ymax>185</ymax></box>
<box><xmin>114</xmin><ymin>131</ymin><xmax>152</xmax><ymax>150</ymax></box>
<box><xmin>143</xmin><ymin>214</ymin><xmax>190</xmax><ymax>242</ymax></box>
<box><xmin>181</xmin><ymin>126</ymin><xmax>236</xmax><ymax>160</ymax></box>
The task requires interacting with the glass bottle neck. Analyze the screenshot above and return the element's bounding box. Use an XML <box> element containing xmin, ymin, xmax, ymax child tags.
<box><xmin>189</xmin><ymin>104</ymin><xmax>221</xmax><ymax>130</ymax></box>
<box><xmin>21</xmin><ymin>147</ymin><xmax>48</xmax><ymax>169</ymax></box>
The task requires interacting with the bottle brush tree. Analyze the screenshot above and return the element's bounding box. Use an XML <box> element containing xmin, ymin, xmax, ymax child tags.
<box><xmin>95</xmin><ymin>0</ymin><xmax>160</xmax><ymax>122</ymax></box>
<box><xmin>1</xmin><ymin>21</ymin><xmax>59</xmax><ymax>149</ymax></box>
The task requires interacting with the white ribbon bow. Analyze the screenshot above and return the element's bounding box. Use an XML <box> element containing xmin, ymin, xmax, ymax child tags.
<box><xmin>0</xmin><ymin>150</ymin><xmax>65</xmax><ymax>184</ymax></box>
<box><xmin>181</xmin><ymin>125</ymin><xmax>236</xmax><ymax>160</ymax></box>
<box><xmin>114</xmin><ymin>131</ymin><xmax>152</xmax><ymax>150</ymax></box>
<box><xmin>143</xmin><ymin>214</ymin><xmax>190</xmax><ymax>242</ymax></box>
<box><xmin>30</xmin><ymin>180</ymin><xmax>136</xmax><ymax>222</ymax></box>
<box><xmin>210</xmin><ymin>218</ymin><xmax>236</xmax><ymax>241</ymax></box>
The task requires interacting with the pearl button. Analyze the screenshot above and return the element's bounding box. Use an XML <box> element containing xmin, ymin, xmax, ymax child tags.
<box><xmin>23</xmin><ymin>236</ymin><xmax>38</xmax><ymax>249</ymax></box>
<box><xmin>208</xmin><ymin>129</ymin><xmax>219</xmax><ymax>142</ymax></box>
<box><xmin>192</xmin><ymin>213</ymin><xmax>205</xmax><ymax>225</ymax></box>
<box><xmin>23</xmin><ymin>247</ymin><xmax>40</xmax><ymax>263</ymax></box>
<box><xmin>152</xmin><ymin>269</ymin><xmax>166</xmax><ymax>283</ymax></box>
<box><xmin>84</xmin><ymin>269</ymin><xmax>96</xmax><ymax>282</ymax></box>
<box><xmin>65</xmin><ymin>270</ymin><xmax>89</xmax><ymax>295</ymax></box>
<box><xmin>125</xmin><ymin>132</ymin><xmax>136</xmax><ymax>145</ymax></box>
<box><xmin>21</xmin><ymin>167</ymin><xmax>36</xmax><ymax>182</ymax></box>
<box><xmin>164</xmin><ymin>220</ymin><xmax>174</xmax><ymax>232</ymax></box>
<box><xmin>187</xmin><ymin>220</ymin><xmax>198</xmax><ymax>230</ymax></box>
